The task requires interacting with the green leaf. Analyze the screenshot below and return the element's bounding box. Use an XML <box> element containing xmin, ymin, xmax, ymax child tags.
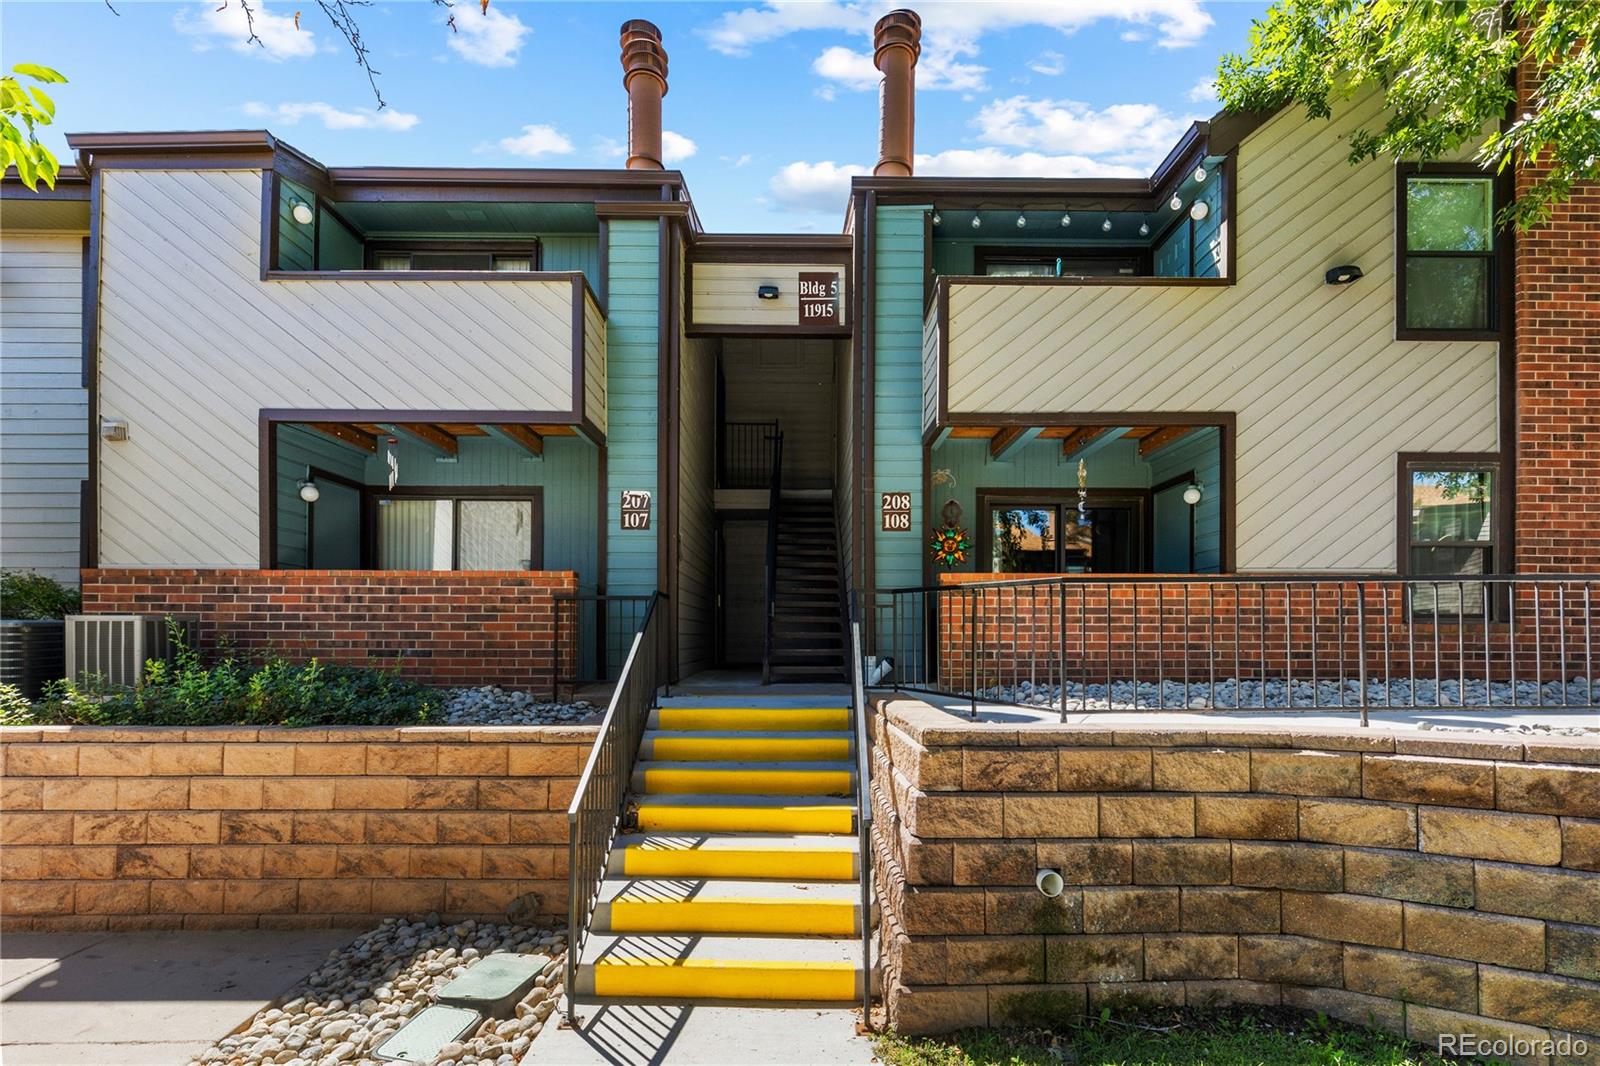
<box><xmin>11</xmin><ymin>63</ymin><xmax>66</xmax><ymax>84</ymax></box>
<box><xmin>27</xmin><ymin>85</ymin><xmax>55</xmax><ymax>119</ymax></box>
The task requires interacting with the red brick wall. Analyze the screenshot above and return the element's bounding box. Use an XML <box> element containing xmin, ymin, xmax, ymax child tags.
<box><xmin>80</xmin><ymin>570</ymin><xmax>579</xmax><ymax>692</ymax></box>
<box><xmin>1515</xmin><ymin>62</ymin><xmax>1600</xmax><ymax>572</ymax></box>
<box><xmin>928</xmin><ymin>574</ymin><xmax>1595</xmax><ymax>688</ymax></box>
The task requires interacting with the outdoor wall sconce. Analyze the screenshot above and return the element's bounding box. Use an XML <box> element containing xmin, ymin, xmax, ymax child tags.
<box><xmin>1036</xmin><ymin>869</ymin><xmax>1065</xmax><ymax>897</ymax></box>
<box><xmin>1189</xmin><ymin>200</ymin><xmax>1210</xmax><ymax>221</ymax></box>
<box><xmin>100</xmin><ymin>418</ymin><xmax>127</xmax><ymax>442</ymax></box>
<box><xmin>756</xmin><ymin>285</ymin><xmax>780</xmax><ymax>300</ymax></box>
<box><xmin>1325</xmin><ymin>264</ymin><xmax>1364</xmax><ymax>285</ymax></box>
<box><xmin>298</xmin><ymin>479</ymin><xmax>320</xmax><ymax>504</ymax></box>
<box><xmin>288</xmin><ymin>197</ymin><xmax>314</xmax><ymax>226</ymax></box>
<box><xmin>1183</xmin><ymin>483</ymin><xmax>1204</xmax><ymax>506</ymax></box>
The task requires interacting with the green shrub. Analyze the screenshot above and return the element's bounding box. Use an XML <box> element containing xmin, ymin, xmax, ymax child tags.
<box><xmin>0</xmin><ymin>570</ymin><xmax>81</xmax><ymax>619</ymax></box>
<box><xmin>13</xmin><ymin>620</ymin><xmax>441</xmax><ymax>728</ymax></box>
<box><xmin>0</xmin><ymin>683</ymin><xmax>32</xmax><ymax>725</ymax></box>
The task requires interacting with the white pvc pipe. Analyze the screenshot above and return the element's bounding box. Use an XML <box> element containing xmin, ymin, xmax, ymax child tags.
<box><xmin>1035</xmin><ymin>869</ymin><xmax>1064</xmax><ymax>897</ymax></box>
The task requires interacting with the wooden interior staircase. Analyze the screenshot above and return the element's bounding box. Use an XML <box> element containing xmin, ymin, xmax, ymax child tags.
<box><xmin>572</xmin><ymin>697</ymin><xmax>870</xmax><ymax>1006</ymax></box>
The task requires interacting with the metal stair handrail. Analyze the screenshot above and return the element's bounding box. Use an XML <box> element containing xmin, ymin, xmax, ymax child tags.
<box><xmin>563</xmin><ymin>590</ymin><xmax>666</xmax><ymax>1025</ymax></box>
<box><xmin>847</xmin><ymin>589</ymin><xmax>874</xmax><ymax>1027</ymax></box>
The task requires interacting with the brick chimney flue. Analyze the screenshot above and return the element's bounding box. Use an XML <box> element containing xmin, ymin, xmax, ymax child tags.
<box><xmin>873</xmin><ymin>9</ymin><xmax>921</xmax><ymax>177</ymax></box>
<box><xmin>620</xmin><ymin>19</ymin><xmax>668</xmax><ymax>170</ymax></box>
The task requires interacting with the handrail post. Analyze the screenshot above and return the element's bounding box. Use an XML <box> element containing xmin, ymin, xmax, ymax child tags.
<box><xmin>1356</xmin><ymin>581</ymin><xmax>1369</xmax><ymax>728</ymax></box>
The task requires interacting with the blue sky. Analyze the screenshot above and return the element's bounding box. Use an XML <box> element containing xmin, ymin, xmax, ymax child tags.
<box><xmin>2</xmin><ymin>1</ymin><xmax>1271</xmax><ymax>232</ymax></box>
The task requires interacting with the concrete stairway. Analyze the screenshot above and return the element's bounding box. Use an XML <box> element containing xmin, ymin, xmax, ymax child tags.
<box><xmin>573</xmin><ymin>697</ymin><xmax>869</xmax><ymax>1006</ymax></box>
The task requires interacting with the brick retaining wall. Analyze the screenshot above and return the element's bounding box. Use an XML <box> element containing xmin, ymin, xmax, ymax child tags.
<box><xmin>0</xmin><ymin>724</ymin><xmax>595</xmax><ymax>931</ymax></box>
<box><xmin>80</xmin><ymin>569</ymin><xmax>580</xmax><ymax>692</ymax></box>
<box><xmin>872</xmin><ymin>697</ymin><xmax>1600</xmax><ymax>1055</ymax></box>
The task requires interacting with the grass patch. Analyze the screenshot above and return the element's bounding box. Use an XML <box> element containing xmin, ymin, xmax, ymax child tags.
<box><xmin>873</xmin><ymin>1007</ymin><xmax>1496</xmax><ymax>1066</ymax></box>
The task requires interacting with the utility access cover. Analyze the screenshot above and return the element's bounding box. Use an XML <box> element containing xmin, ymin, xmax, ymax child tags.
<box><xmin>436</xmin><ymin>952</ymin><xmax>551</xmax><ymax>1019</ymax></box>
<box><xmin>372</xmin><ymin>1004</ymin><xmax>482</xmax><ymax>1062</ymax></box>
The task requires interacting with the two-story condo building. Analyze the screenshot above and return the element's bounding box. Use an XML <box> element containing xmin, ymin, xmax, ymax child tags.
<box><xmin>1</xmin><ymin>12</ymin><xmax>1592</xmax><ymax>691</ymax></box>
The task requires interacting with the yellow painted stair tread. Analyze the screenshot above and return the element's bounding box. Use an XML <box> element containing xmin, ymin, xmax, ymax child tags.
<box><xmin>639</xmin><ymin>766</ymin><xmax>853</xmax><ymax>796</ymax></box>
<box><xmin>607</xmin><ymin>898</ymin><xmax>857</xmax><ymax>935</ymax></box>
<box><xmin>635</xmin><ymin>802</ymin><xmax>853</xmax><ymax>834</ymax></box>
<box><xmin>657</xmin><ymin>707</ymin><xmax>849</xmax><ymax>731</ymax></box>
<box><xmin>648</xmin><ymin>735</ymin><xmax>851</xmax><ymax>761</ymax></box>
<box><xmin>620</xmin><ymin>844</ymin><xmax>856</xmax><ymax>880</ymax></box>
<box><xmin>590</xmin><ymin>959</ymin><xmax>858</xmax><ymax>1002</ymax></box>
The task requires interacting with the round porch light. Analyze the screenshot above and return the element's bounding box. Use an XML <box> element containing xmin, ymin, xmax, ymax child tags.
<box><xmin>1183</xmin><ymin>483</ymin><xmax>1204</xmax><ymax>506</ymax></box>
<box><xmin>289</xmin><ymin>197</ymin><xmax>314</xmax><ymax>226</ymax></box>
<box><xmin>298</xmin><ymin>479</ymin><xmax>320</xmax><ymax>504</ymax></box>
<box><xmin>1193</xmin><ymin>165</ymin><xmax>1208</xmax><ymax>183</ymax></box>
<box><xmin>1169</xmin><ymin>193</ymin><xmax>1183</xmax><ymax>211</ymax></box>
<box><xmin>1189</xmin><ymin>200</ymin><xmax>1210</xmax><ymax>221</ymax></box>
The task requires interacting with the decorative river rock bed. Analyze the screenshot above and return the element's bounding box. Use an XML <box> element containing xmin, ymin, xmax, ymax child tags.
<box><xmin>980</xmin><ymin>676</ymin><xmax>1599</xmax><ymax>720</ymax></box>
<box><xmin>191</xmin><ymin>918</ymin><xmax>565</xmax><ymax>1066</ymax></box>
<box><xmin>442</xmin><ymin>688</ymin><xmax>597</xmax><ymax>726</ymax></box>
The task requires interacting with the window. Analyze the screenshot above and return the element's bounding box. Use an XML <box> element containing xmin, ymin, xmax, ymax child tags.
<box><xmin>1399</xmin><ymin>457</ymin><xmax>1499</xmax><ymax>615</ymax></box>
<box><xmin>1398</xmin><ymin>170</ymin><xmax>1500</xmax><ymax>335</ymax></box>
<box><xmin>978</xmin><ymin>491</ymin><xmax>1147</xmax><ymax>573</ymax></box>
<box><xmin>366</xmin><ymin>242</ymin><xmax>540</xmax><ymax>272</ymax></box>
<box><xmin>374</xmin><ymin>493</ymin><xmax>540</xmax><ymax>570</ymax></box>
<box><xmin>974</xmin><ymin>247</ymin><xmax>1148</xmax><ymax>278</ymax></box>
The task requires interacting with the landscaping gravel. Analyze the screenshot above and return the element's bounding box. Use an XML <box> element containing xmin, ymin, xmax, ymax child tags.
<box><xmin>979</xmin><ymin>676</ymin><xmax>1599</xmax><ymax>716</ymax></box>
<box><xmin>190</xmin><ymin>918</ymin><xmax>565</xmax><ymax>1066</ymax></box>
<box><xmin>443</xmin><ymin>686</ymin><xmax>598</xmax><ymax>725</ymax></box>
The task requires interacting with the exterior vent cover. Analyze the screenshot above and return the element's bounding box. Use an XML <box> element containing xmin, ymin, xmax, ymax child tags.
<box><xmin>64</xmin><ymin>614</ymin><xmax>198</xmax><ymax>689</ymax></box>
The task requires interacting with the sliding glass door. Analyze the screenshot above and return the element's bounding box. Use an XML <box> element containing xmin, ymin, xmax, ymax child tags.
<box><xmin>374</xmin><ymin>492</ymin><xmax>540</xmax><ymax>571</ymax></box>
<box><xmin>981</xmin><ymin>492</ymin><xmax>1148</xmax><ymax>574</ymax></box>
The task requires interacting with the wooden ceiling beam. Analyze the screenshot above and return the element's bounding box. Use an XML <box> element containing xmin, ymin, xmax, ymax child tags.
<box><xmin>1122</xmin><ymin>426</ymin><xmax>1160</xmax><ymax>440</ymax></box>
<box><xmin>394</xmin><ymin>423</ymin><xmax>459</xmax><ymax>457</ymax></box>
<box><xmin>488</xmin><ymin>424</ymin><xmax>544</xmax><ymax>457</ymax></box>
<box><xmin>306</xmin><ymin>423</ymin><xmax>377</xmax><ymax>453</ymax></box>
<box><xmin>1059</xmin><ymin>426</ymin><xmax>1108</xmax><ymax>459</ymax></box>
<box><xmin>989</xmin><ymin>426</ymin><xmax>1027</xmax><ymax>460</ymax></box>
<box><xmin>1138</xmin><ymin>425</ymin><xmax>1198</xmax><ymax>457</ymax></box>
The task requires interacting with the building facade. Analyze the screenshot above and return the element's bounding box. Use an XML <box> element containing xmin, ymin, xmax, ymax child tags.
<box><xmin>1</xmin><ymin>12</ymin><xmax>1592</xmax><ymax>686</ymax></box>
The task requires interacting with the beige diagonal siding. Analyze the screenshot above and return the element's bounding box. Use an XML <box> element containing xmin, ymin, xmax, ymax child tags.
<box><xmin>96</xmin><ymin>169</ymin><xmax>580</xmax><ymax>567</ymax></box>
<box><xmin>583</xmin><ymin>286</ymin><xmax>607</xmax><ymax>436</ymax></box>
<box><xmin>942</xmin><ymin>91</ymin><xmax>1499</xmax><ymax>571</ymax></box>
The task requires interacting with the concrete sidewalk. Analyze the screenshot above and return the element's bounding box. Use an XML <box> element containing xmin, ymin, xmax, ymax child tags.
<box><xmin>0</xmin><ymin>928</ymin><xmax>358</xmax><ymax>1065</ymax></box>
<box><xmin>529</xmin><ymin>1002</ymin><xmax>877</xmax><ymax>1065</ymax></box>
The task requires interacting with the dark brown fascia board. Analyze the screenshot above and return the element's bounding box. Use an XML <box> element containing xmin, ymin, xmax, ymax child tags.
<box><xmin>594</xmin><ymin>200</ymin><xmax>695</xmax><ymax>220</ymax></box>
<box><xmin>688</xmin><ymin>234</ymin><xmax>853</xmax><ymax>266</ymax></box>
<box><xmin>330</xmin><ymin>165</ymin><xmax>685</xmax><ymax>189</ymax></box>
<box><xmin>67</xmin><ymin>129</ymin><xmax>277</xmax><ymax>152</ymax></box>
<box><xmin>692</xmin><ymin>233</ymin><xmax>853</xmax><ymax>250</ymax></box>
<box><xmin>1</xmin><ymin>165</ymin><xmax>89</xmax><ymax>200</ymax></box>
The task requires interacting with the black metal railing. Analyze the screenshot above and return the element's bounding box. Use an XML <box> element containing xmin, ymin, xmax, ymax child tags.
<box><xmin>872</xmin><ymin>575</ymin><xmax>1598</xmax><ymax>725</ymax></box>
<box><xmin>846</xmin><ymin>589</ymin><xmax>874</xmax><ymax>1026</ymax></box>
<box><xmin>761</xmin><ymin>429</ymin><xmax>785</xmax><ymax>684</ymax></box>
<box><xmin>553</xmin><ymin>591</ymin><xmax>657</xmax><ymax>694</ymax></box>
<box><xmin>719</xmin><ymin>420</ymin><xmax>781</xmax><ymax>489</ymax></box>
<box><xmin>564</xmin><ymin>591</ymin><xmax>665</xmax><ymax>1023</ymax></box>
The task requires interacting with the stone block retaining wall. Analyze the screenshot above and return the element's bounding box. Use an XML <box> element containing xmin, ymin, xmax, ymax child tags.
<box><xmin>872</xmin><ymin>697</ymin><xmax>1600</xmax><ymax>1059</ymax></box>
<box><xmin>80</xmin><ymin>569</ymin><xmax>581</xmax><ymax>692</ymax></box>
<box><xmin>932</xmin><ymin>574</ymin><xmax>1596</xmax><ymax>686</ymax></box>
<box><xmin>0</xmin><ymin>724</ymin><xmax>595</xmax><ymax>931</ymax></box>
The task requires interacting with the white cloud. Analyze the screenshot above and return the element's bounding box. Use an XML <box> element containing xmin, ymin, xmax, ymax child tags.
<box><xmin>768</xmin><ymin>160</ymin><xmax>869</xmax><ymax>213</ymax></box>
<box><xmin>1029</xmin><ymin>50</ymin><xmax>1065</xmax><ymax>77</ymax></box>
<box><xmin>724</xmin><ymin>153</ymin><xmax>754</xmax><ymax>168</ymax></box>
<box><xmin>243</xmin><ymin>101</ymin><xmax>419</xmax><ymax>131</ymax></box>
<box><xmin>446</xmin><ymin>5</ymin><xmax>530</xmax><ymax>68</ymax></box>
<box><xmin>498</xmin><ymin>124</ymin><xmax>574</xmax><ymax>158</ymax></box>
<box><xmin>703</xmin><ymin>2</ymin><xmax>876</xmax><ymax>55</ymax></box>
<box><xmin>661</xmin><ymin>131</ymin><xmax>698</xmax><ymax>164</ymax></box>
<box><xmin>1187</xmin><ymin>77</ymin><xmax>1219</xmax><ymax>103</ymax></box>
<box><xmin>175</xmin><ymin>1</ymin><xmax>315</xmax><ymax>59</ymax></box>
<box><xmin>812</xmin><ymin>45</ymin><xmax>880</xmax><ymax>90</ymax></box>
<box><xmin>973</xmin><ymin>96</ymin><xmax>1200</xmax><ymax>169</ymax></box>
<box><xmin>914</xmin><ymin>148</ymin><xmax>1143</xmax><ymax>179</ymax></box>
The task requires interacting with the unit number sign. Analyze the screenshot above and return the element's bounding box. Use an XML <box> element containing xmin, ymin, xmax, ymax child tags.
<box><xmin>881</xmin><ymin>492</ymin><xmax>913</xmax><ymax>532</ymax></box>
<box><xmin>620</xmin><ymin>490</ymin><xmax>652</xmax><ymax>530</ymax></box>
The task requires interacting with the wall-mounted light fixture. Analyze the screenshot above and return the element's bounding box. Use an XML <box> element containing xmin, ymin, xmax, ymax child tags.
<box><xmin>1183</xmin><ymin>482</ymin><xmax>1204</xmax><ymax>506</ymax></box>
<box><xmin>100</xmin><ymin>418</ymin><xmax>128</xmax><ymax>442</ymax></box>
<box><xmin>756</xmin><ymin>284</ymin><xmax>781</xmax><ymax>300</ymax></box>
<box><xmin>288</xmin><ymin>197</ymin><xmax>314</xmax><ymax>226</ymax></box>
<box><xmin>298</xmin><ymin>479</ymin><xmax>320</xmax><ymax>504</ymax></box>
<box><xmin>1324</xmin><ymin>264</ymin><xmax>1364</xmax><ymax>285</ymax></box>
<box><xmin>1189</xmin><ymin>200</ymin><xmax>1209</xmax><ymax>221</ymax></box>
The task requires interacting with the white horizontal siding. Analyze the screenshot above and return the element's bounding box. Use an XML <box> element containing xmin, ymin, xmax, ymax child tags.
<box><xmin>1</xmin><ymin>233</ymin><xmax>86</xmax><ymax>583</ymax></box>
<box><xmin>941</xmin><ymin>92</ymin><xmax>1499</xmax><ymax>572</ymax></box>
<box><xmin>691</xmin><ymin>261</ymin><xmax>849</xmax><ymax>328</ymax></box>
<box><xmin>96</xmin><ymin>169</ymin><xmax>583</xmax><ymax>568</ymax></box>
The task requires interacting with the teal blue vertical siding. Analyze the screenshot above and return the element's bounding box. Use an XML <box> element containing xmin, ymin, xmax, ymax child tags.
<box><xmin>1146</xmin><ymin>426</ymin><xmax>1222</xmax><ymax>572</ymax></box>
<box><xmin>1155</xmin><ymin>224</ymin><xmax>1191</xmax><ymax>276</ymax></box>
<box><xmin>275</xmin><ymin>425</ymin><xmax>367</xmax><ymax>567</ymax></box>
<box><xmin>355</xmin><ymin>435</ymin><xmax>599</xmax><ymax>579</ymax></box>
<box><xmin>605</xmin><ymin>219</ymin><xmax>661</xmax><ymax>596</ymax></box>
<box><xmin>1192</xmin><ymin>172</ymin><xmax>1224</xmax><ymax>278</ymax></box>
<box><xmin>542</xmin><ymin>236</ymin><xmax>601</xmax><ymax>292</ymax></box>
<box><xmin>317</xmin><ymin>208</ymin><xmax>364</xmax><ymax>270</ymax></box>
<box><xmin>873</xmin><ymin>204</ymin><xmax>931</xmax><ymax>601</ymax></box>
<box><xmin>277</xmin><ymin>178</ymin><xmax>316</xmax><ymax>270</ymax></box>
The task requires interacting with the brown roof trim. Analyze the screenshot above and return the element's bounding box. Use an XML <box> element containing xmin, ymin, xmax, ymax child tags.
<box><xmin>1</xmin><ymin>165</ymin><xmax>89</xmax><ymax>200</ymax></box>
<box><xmin>328</xmin><ymin>165</ymin><xmax>686</xmax><ymax>191</ymax></box>
<box><xmin>67</xmin><ymin>129</ymin><xmax>277</xmax><ymax>151</ymax></box>
<box><xmin>693</xmin><ymin>233</ymin><xmax>853</xmax><ymax>249</ymax></box>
